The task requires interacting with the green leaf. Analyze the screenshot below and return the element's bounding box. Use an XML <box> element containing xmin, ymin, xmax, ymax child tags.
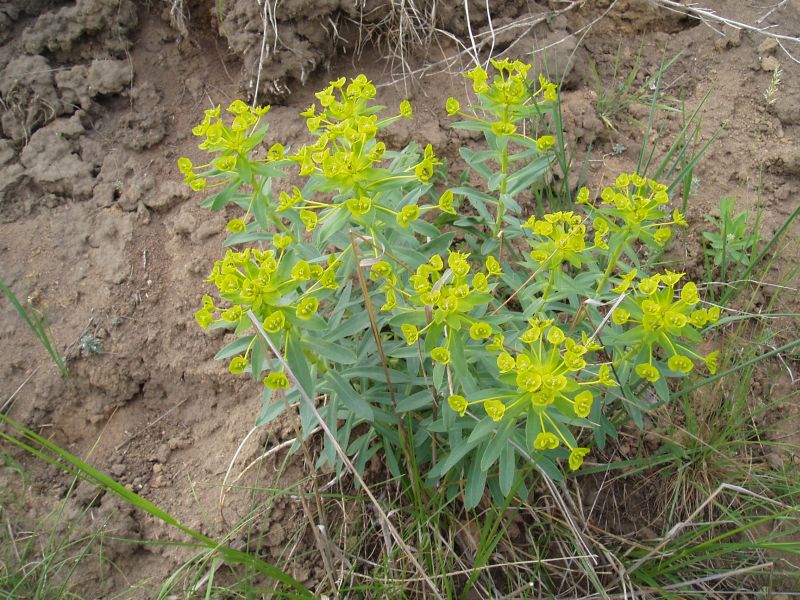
<box><xmin>316</xmin><ymin>205</ymin><xmax>351</xmax><ymax>245</ymax></box>
<box><xmin>391</xmin><ymin>245</ymin><xmax>428</xmax><ymax>266</ymax></box>
<box><xmin>480</xmin><ymin>422</ymin><xmax>513</xmax><ymax>471</ymax></box>
<box><xmin>305</xmin><ymin>338</ymin><xmax>357</xmax><ymax>364</ymax></box>
<box><xmin>420</xmin><ymin>232</ymin><xmax>456</xmax><ymax>257</ymax></box>
<box><xmin>286</xmin><ymin>333</ymin><xmax>314</xmax><ymax>399</ymax></box>
<box><xmin>653</xmin><ymin>374</ymin><xmax>670</xmax><ymax>405</ymax></box>
<box><xmin>428</xmin><ymin>435</ymin><xmax>480</xmax><ymax>483</ymax></box>
<box><xmin>213</xmin><ymin>335</ymin><xmax>255</xmax><ymax>361</ymax></box>
<box><xmin>487</xmin><ymin>171</ymin><xmax>505</xmax><ymax>192</ymax></box>
<box><xmin>250</xmin><ymin>336</ymin><xmax>269</xmax><ymax>381</ymax></box>
<box><xmin>410</xmin><ymin>219</ymin><xmax>440</xmax><ymax>239</ymax></box>
<box><xmin>467</xmin><ymin>416</ymin><xmax>497</xmax><ymax>445</ymax></box>
<box><xmin>535</xmin><ymin>454</ymin><xmax>564</xmax><ymax>481</ymax></box>
<box><xmin>460</xmin><ymin>147</ymin><xmax>494</xmax><ymax>180</ymax></box>
<box><xmin>464</xmin><ymin>443</ymin><xmax>488</xmax><ymax>510</ymax></box>
<box><xmin>505</xmin><ymin>157</ymin><xmax>552</xmax><ymax>196</ymax></box>
<box><xmin>499</xmin><ymin>444</ymin><xmax>515</xmax><ymax>496</ymax></box>
<box><xmin>256</xmin><ymin>387</ymin><xmax>287</xmax><ymax>426</ymax></box>
<box><xmin>526</xmin><ymin>408</ymin><xmax>542</xmax><ymax>451</ymax></box>
<box><xmin>382</xmin><ymin>434</ymin><xmax>402</xmax><ymax>479</ymax></box>
<box><xmin>203</xmin><ymin>180</ymin><xmax>242</xmax><ymax>210</ymax></box>
<box><xmin>251</xmin><ymin>179</ymin><xmax>273</xmax><ymax>232</ymax></box>
<box><xmin>243</xmin><ymin>124</ymin><xmax>270</xmax><ymax>152</ymax></box>
<box><xmin>621</xmin><ymin>382</ymin><xmax>644</xmax><ymax>428</ymax></box>
<box><xmin>328</xmin><ymin>281</ymin><xmax>352</xmax><ymax>329</ymax></box>
<box><xmin>396</xmin><ymin>389</ymin><xmax>434</xmax><ymax>412</ymax></box>
<box><xmin>450</xmin><ymin>120</ymin><xmax>493</xmax><ymax>133</ymax></box>
<box><xmin>342</xmin><ymin>366</ymin><xmax>422</xmax><ymax>385</ymax></box>
<box><xmin>323</xmin><ymin>311</ymin><xmax>369</xmax><ymax>341</ymax></box>
<box><xmin>449</xmin><ymin>333</ymin><xmax>477</xmax><ymax>396</ymax></box>
<box><xmin>223</xmin><ymin>230</ymin><xmax>273</xmax><ymax>246</ymax></box>
<box><xmin>323</xmin><ymin>370</ymin><xmax>375</xmax><ymax>421</ymax></box>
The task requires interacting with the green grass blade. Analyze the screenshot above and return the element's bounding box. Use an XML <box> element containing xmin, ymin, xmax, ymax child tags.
<box><xmin>0</xmin><ymin>412</ymin><xmax>312</xmax><ymax>598</ymax></box>
<box><xmin>0</xmin><ymin>276</ymin><xmax>68</xmax><ymax>377</ymax></box>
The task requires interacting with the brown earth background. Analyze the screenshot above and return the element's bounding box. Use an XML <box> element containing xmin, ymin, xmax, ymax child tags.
<box><xmin>1</xmin><ymin>0</ymin><xmax>799</xmax><ymax>596</ymax></box>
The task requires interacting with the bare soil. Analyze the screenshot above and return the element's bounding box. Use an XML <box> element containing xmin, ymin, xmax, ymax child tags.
<box><xmin>1</xmin><ymin>0</ymin><xmax>798</xmax><ymax>596</ymax></box>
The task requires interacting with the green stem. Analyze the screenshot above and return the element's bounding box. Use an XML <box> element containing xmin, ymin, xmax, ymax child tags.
<box><xmin>494</xmin><ymin>134</ymin><xmax>510</xmax><ymax>238</ymax></box>
<box><xmin>541</xmin><ymin>269</ymin><xmax>556</xmax><ymax>302</ymax></box>
<box><xmin>596</xmin><ymin>241</ymin><xmax>625</xmax><ymax>294</ymax></box>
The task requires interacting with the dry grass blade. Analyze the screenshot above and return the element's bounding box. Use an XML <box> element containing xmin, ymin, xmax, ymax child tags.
<box><xmin>374</xmin><ymin>1</ymin><xmax>586</xmax><ymax>88</ymax></box>
<box><xmin>247</xmin><ymin>309</ymin><xmax>445</xmax><ymax>599</ymax></box>
<box><xmin>648</xmin><ymin>0</ymin><xmax>800</xmax><ymax>63</ymax></box>
<box><xmin>621</xmin><ymin>482</ymin><xmax>792</xmax><ymax>581</ymax></box>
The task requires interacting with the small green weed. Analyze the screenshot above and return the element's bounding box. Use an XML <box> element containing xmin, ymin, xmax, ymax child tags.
<box><xmin>703</xmin><ymin>196</ymin><xmax>762</xmax><ymax>284</ymax></box>
<box><xmin>589</xmin><ymin>42</ymin><xmax>681</xmax><ymax>130</ymax></box>
<box><xmin>0</xmin><ymin>277</ymin><xmax>68</xmax><ymax>377</ymax></box>
<box><xmin>764</xmin><ymin>65</ymin><xmax>782</xmax><ymax>106</ymax></box>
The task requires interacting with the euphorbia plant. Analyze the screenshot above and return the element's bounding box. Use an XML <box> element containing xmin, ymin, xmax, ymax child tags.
<box><xmin>181</xmin><ymin>60</ymin><xmax>721</xmax><ymax>509</ymax></box>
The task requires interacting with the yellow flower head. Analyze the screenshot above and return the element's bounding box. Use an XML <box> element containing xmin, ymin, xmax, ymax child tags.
<box><xmin>469</xmin><ymin>321</ymin><xmax>493</xmax><ymax>340</ymax></box>
<box><xmin>573</xmin><ymin>390</ymin><xmax>593</xmax><ymax>418</ymax></box>
<box><xmin>296</xmin><ymin>297</ymin><xmax>319</xmax><ymax>320</ymax></box>
<box><xmin>438</xmin><ymin>190</ymin><xmax>456</xmax><ymax>214</ymax></box>
<box><xmin>401</xmin><ymin>323</ymin><xmax>419</xmax><ymax>345</ymax></box>
<box><xmin>228</xmin><ymin>355</ymin><xmax>248</xmax><ymax>375</ymax></box>
<box><xmin>705</xmin><ymin>350</ymin><xmax>719</xmax><ymax>374</ymax></box>
<box><xmin>635</xmin><ymin>363</ymin><xmax>660</xmax><ymax>383</ymax></box>
<box><xmin>448</xmin><ymin>394</ymin><xmax>468</xmax><ymax>417</ymax></box>
<box><xmin>533</xmin><ymin>431</ymin><xmax>560</xmax><ymax>451</ymax></box>
<box><xmin>264</xmin><ymin>372</ymin><xmax>289</xmax><ymax>389</ymax></box>
<box><xmin>226</xmin><ymin>218</ymin><xmax>246</xmax><ymax>233</ymax></box>
<box><xmin>484</xmin><ymin>399</ymin><xmax>506</xmax><ymax>422</ymax></box>
<box><xmin>668</xmin><ymin>354</ymin><xmax>694</xmax><ymax>374</ymax></box>
<box><xmin>497</xmin><ymin>352</ymin><xmax>515</xmax><ymax>373</ymax></box>
<box><xmin>568</xmin><ymin>447</ymin><xmax>590</xmax><ymax>471</ymax></box>
<box><xmin>445</xmin><ymin>97</ymin><xmax>460</xmax><ymax>116</ymax></box>
<box><xmin>431</xmin><ymin>347</ymin><xmax>451</xmax><ymax>364</ymax></box>
<box><xmin>399</xmin><ymin>100</ymin><xmax>413</xmax><ymax>118</ymax></box>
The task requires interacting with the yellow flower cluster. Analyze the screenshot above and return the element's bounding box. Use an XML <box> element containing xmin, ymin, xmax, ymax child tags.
<box><xmin>447</xmin><ymin>318</ymin><xmax>613</xmax><ymax>470</ymax></box>
<box><xmin>194</xmin><ymin>241</ymin><xmax>339</xmax><ymax>375</ymax></box>
<box><xmin>448</xmin><ymin>59</ymin><xmax>557</xmax><ymax>140</ymax></box>
<box><xmin>291</xmin><ymin>75</ymin><xmax>438</xmax><ymax>189</ymax></box>
<box><xmin>578</xmin><ymin>172</ymin><xmax>687</xmax><ymax>248</ymax></box>
<box><xmin>179</xmin><ymin>100</ymin><xmax>272</xmax><ymax>192</ymax></box>
<box><xmin>612</xmin><ymin>270</ymin><xmax>720</xmax><ymax>382</ymax></box>
<box><xmin>524</xmin><ymin>210</ymin><xmax>603</xmax><ymax>269</ymax></box>
<box><xmin>376</xmin><ymin>252</ymin><xmax>503</xmax><ymax>363</ymax></box>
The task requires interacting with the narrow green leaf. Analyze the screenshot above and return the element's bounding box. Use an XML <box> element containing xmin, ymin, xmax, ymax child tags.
<box><xmin>214</xmin><ymin>335</ymin><xmax>255</xmax><ymax>361</ymax></box>
<box><xmin>304</xmin><ymin>338</ymin><xmax>357</xmax><ymax>364</ymax></box>
<box><xmin>285</xmin><ymin>332</ymin><xmax>313</xmax><ymax>398</ymax></box>
<box><xmin>256</xmin><ymin>387</ymin><xmax>287</xmax><ymax>426</ymax></box>
<box><xmin>499</xmin><ymin>444</ymin><xmax>515</xmax><ymax>496</ymax></box>
<box><xmin>324</xmin><ymin>370</ymin><xmax>375</xmax><ymax>421</ymax></box>
<box><xmin>480</xmin><ymin>422</ymin><xmax>513</xmax><ymax>471</ymax></box>
<box><xmin>396</xmin><ymin>389</ymin><xmax>435</xmax><ymax>413</ymax></box>
<box><xmin>465</xmin><ymin>443</ymin><xmax>488</xmax><ymax>510</ymax></box>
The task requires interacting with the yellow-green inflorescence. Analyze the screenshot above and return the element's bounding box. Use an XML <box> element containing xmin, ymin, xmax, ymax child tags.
<box><xmin>374</xmin><ymin>251</ymin><xmax>503</xmax><ymax>362</ymax></box>
<box><xmin>178</xmin><ymin>100</ymin><xmax>272</xmax><ymax>193</ymax></box>
<box><xmin>578</xmin><ymin>172</ymin><xmax>687</xmax><ymax>249</ymax></box>
<box><xmin>611</xmin><ymin>269</ymin><xmax>720</xmax><ymax>382</ymax></box>
<box><xmin>449</xmin><ymin>58</ymin><xmax>558</xmax><ymax>139</ymax></box>
<box><xmin>285</xmin><ymin>75</ymin><xmax>439</xmax><ymax>231</ymax></box>
<box><xmin>447</xmin><ymin>318</ymin><xmax>614</xmax><ymax>471</ymax></box>
<box><xmin>194</xmin><ymin>238</ymin><xmax>339</xmax><ymax>383</ymax></box>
